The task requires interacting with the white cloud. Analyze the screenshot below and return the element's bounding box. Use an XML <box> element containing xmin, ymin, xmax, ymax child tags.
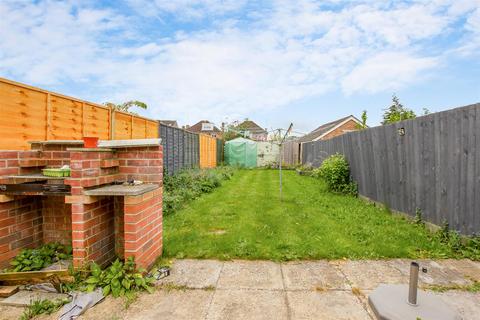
<box><xmin>0</xmin><ymin>0</ymin><xmax>478</xmax><ymax>126</ymax></box>
<box><xmin>125</xmin><ymin>0</ymin><xmax>247</xmax><ymax>19</ymax></box>
<box><xmin>341</xmin><ymin>52</ymin><xmax>438</xmax><ymax>94</ymax></box>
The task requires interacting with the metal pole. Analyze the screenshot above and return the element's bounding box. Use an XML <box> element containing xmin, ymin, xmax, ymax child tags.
<box><xmin>408</xmin><ymin>261</ymin><xmax>419</xmax><ymax>306</ymax></box>
<box><xmin>279</xmin><ymin>142</ymin><xmax>282</xmax><ymax>201</ymax></box>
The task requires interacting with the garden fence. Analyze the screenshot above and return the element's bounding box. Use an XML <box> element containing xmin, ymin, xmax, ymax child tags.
<box><xmin>282</xmin><ymin>140</ymin><xmax>301</xmax><ymax>166</ymax></box>
<box><xmin>159</xmin><ymin>124</ymin><xmax>199</xmax><ymax>175</ymax></box>
<box><xmin>0</xmin><ymin>77</ymin><xmax>158</xmax><ymax>150</ymax></box>
<box><xmin>302</xmin><ymin>103</ymin><xmax>480</xmax><ymax>235</ymax></box>
<box><xmin>199</xmin><ymin>134</ymin><xmax>217</xmax><ymax>168</ymax></box>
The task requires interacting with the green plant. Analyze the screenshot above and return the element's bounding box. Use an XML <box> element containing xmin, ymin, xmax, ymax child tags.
<box><xmin>20</xmin><ymin>299</ymin><xmax>69</xmax><ymax>320</ymax></box>
<box><xmin>10</xmin><ymin>243</ymin><xmax>72</xmax><ymax>272</ymax></box>
<box><xmin>85</xmin><ymin>257</ymin><xmax>155</xmax><ymax>298</ymax></box>
<box><xmin>163</xmin><ymin>167</ymin><xmax>235</xmax><ymax>215</ymax></box>
<box><xmin>433</xmin><ymin>221</ymin><xmax>480</xmax><ymax>260</ymax></box>
<box><xmin>317</xmin><ymin>154</ymin><xmax>357</xmax><ymax>196</ymax></box>
<box><xmin>382</xmin><ymin>94</ymin><xmax>416</xmax><ymax>124</ymax></box>
<box><xmin>414</xmin><ymin>208</ymin><xmax>424</xmax><ymax>225</ymax></box>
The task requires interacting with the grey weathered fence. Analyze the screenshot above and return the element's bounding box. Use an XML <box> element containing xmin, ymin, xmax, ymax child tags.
<box><xmin>282</xmin><ymin>140</ymin><xmax>301</xmax><ymax>166</ymax></box>
<box><xmin>216</xmin><ymin>139</ymin><xmax>224</xmax><ymax>165</ymax></box>
<box><xmin>302</xmin><ymin>103</ymin><xmax>480</xmax><ymax>235</ymax></box>
<box><xmin>159</xmin><ymin>124</ymin><xmax>199</xmax><ymax>175</ymax></box>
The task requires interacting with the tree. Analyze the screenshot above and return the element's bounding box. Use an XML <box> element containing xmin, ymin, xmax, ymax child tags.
<box><xmin>357</xmin><ymin>110</ymin><xmax>368</xmax><ymax>129</ymax></box>
<box><xmin>104</xmin><ymin>100</ymin><xmax>147</xmax><ymax>114</ymax></box>
<box><xmin>381</xmin><ymin>95</ymin><xmax>416</xmax><ymax>125</ymax></box>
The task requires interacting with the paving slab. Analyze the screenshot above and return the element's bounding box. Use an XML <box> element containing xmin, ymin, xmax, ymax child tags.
<box><xmin>157</xmin><ymin>259</ymin><xmax>223</xmax><ymax>289</ymax></box>
<box><xmin>337</xmin><ymin>260</ymin><xmax>407</xmax><ymax>290</ymax></box>
<box><xmin>437</xmin><ymin>291</ymin><xmax>480</xmax><ymax>320</ymax></box>
<box><xmin>287</xmin><ymin>290</ymin><xmax>371</xmax><ymax>320</ymax></box>
<box><xmin>389</xmin><ymin>259</ymin><xmax>472</xmax><ymax>286</ymax></box>
<box><xmin>217</xmin><ymin>260</ymin><xmax>283</xmax><ymax>290</ymax></box>
<box><xmin>207</xmin><ymin>289</ymin><xmax>288</xmax><ymax>320</ymax></box>
<box><xmin>437</xmin><ymin>259</ymin><xmax>480</xmax><ymax>282</ymax></box>
<box><xmin>281</xmin><ymin>261</ymin><xmax>349</xmax><ymax>290</ymax></box>
<box><xmin>0</xmin><ymin>290</ymin><xmax>68</xmax><ymax>306</ymax></box>
<box><xmin>125</xmin><ymin>288</ymin><xmax>214</xmax><ymax>320</ymax></box>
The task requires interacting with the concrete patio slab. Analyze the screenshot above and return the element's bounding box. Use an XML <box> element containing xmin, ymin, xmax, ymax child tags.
<box><xmin>217</xmin><ymin>260</ymin><xmax>283</xmax><ymax>290</ymax></box>
<box><xmin>390</xmin><ymin>259</ymin><xmax>472</xmax><ymax>286</ymax></box>
<box><xmin>438</xmin><ymin>259</ymin><xmax>480</xmax><ymax>282</ymax></box>
<box><xmin>287</xmin><ymin>290</ymin><xmax>371</xmax><ymax>320</ymax></box>
<box><xmin>157</xmin><ymin>259</ymin><xmax>224</xmax><ymax>289</ymax></box>
<box><xmin>337</xmin><ymin>260</ymin><xmax>407</xmax><ymax>290</ymax></box>
<box><xmin>438</xmin><ymin>291</ymin><xmax>480</xmax><ymax>320</ymax></box>
<box><xmin>281</xmin><ymin>261</ymin><xmax>349</xmax><ymax>290</ymax></box>
<box><xmin>125</xmin><ymin>288</ymin><xmax>214</xmax><ymax>320</ymax></box>
<box><xmin>206</xmin><ymin>289</ymin><xmax>288</xmax><ymax>320</ymax></box>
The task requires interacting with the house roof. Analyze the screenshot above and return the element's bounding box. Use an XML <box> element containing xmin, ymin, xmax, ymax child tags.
<box><xmin>236</xmin><ymin>120</ymin><xmax>267</xmax><ymax>134</ymax></box>
<box><xmin>188</xmin><ymin>120</ymin><xmax>221</xmax><ymax>133</ymax></box>
<box><xmin>158</xmin><ymin>120</ymin><xmax>178</xmax><ymax>127</ymax></box>
<box><xmin>298</xmin><ymin>115</ymin><xmax>363</xmax><ymax>143</ymax></box>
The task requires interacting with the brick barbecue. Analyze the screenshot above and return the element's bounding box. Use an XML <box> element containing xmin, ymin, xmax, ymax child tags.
<box><xmin>0</xmin><ymin>139</ymin><xmax>163</xmax><ymax>270</ymax></box>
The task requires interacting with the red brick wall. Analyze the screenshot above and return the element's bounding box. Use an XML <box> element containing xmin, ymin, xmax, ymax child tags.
<box><xmin>123</xmin><ymin>188</ymin><xmax>162</xmax><ymax>269</ymax></box>
<box><xmin>322</xmin><ymin>119</ymin><xmax>360</xmax><ymax>140</ymax></box>
<box><xmin>117</xmin><ymin>146</ymin><xmax>163</xmax><ymax>184</ymax></box>
<box><xmin>71</xmin><ymin>198</ymin><xmax>116</xmax><ymax>267</ymax></box>
<box><xmin>42</xmin><ymin>197</ymin><xmax>71</xmax><ymax>245</ymax></box>
<box><xmin>0</xmin><ymin>197</ymin><xmax>43</xmax><ymax>268</ymax></box>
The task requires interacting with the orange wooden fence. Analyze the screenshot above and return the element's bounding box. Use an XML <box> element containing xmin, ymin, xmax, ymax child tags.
<box><xmin>0</xmin><ymin>77</ymin><xmax>158</xmax><ymax>150</ymax></box>
<box><xmin>199</xmin><ymin>134</ymin><xmax>217</xmax><ymax>168</ymax></box>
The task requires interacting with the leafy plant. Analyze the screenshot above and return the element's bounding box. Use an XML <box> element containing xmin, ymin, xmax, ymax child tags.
<box><xmin>20</xmin><ymin>299</ymin><xmax>69</xmax><ymax>320</ymax></box>
<box><xmin>317</xmin><ymin>153</ymin><xmax>357</xmax><ymax>196</ymax></box>
<box><xmin>382</xmin><ymin>94</ymin><xmax>416</xmax><ymax>124</ymax></box>
<box><xmin>163</xmin><ymin>167</ymin><xmax>235</xmax><ymax>215</ymax></box>
<box><xmin>104</xmin><ymin>100</ymin><xmax>147</xmax><ymax>114</ymax></box>
<box><xmin>433</xmin><ymin>221</ymin><xmax>480</xmax><ymax>260</ymax></box>
<box><xmin>85</xmin><ymin>257</ymin><xmax>155</xmax><ymax>298</ymax></box>
<box><xmin>10</xmin><ymin>243</ymin><xmax>72</xmax><ymax>272</ymax></box>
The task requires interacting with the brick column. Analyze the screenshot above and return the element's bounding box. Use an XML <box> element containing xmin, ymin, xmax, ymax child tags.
<box><xmin>123</xmin><ymin>188</ymin><xmax>163</xmax><ymax>269</ymax></box>
<box><xmin>65</xmin><ymin>149</ymin><xmax>119</xmax><ymax>268</ymax></box>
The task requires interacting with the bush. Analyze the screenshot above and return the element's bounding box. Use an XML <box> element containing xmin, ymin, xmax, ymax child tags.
<box><xmin>317</xmin><ymin>154</ymin><xmax>357</xmax><ymax>196</ymax></box>
<box><xmin>163</xmin><ymin>167</ymin><xmax>235</xmax><ymax>215</ymax></box>
<box><xmin>9</xmin><ymin>243</ymin><xmax>72</xmax><ymax>272</ymax></box>
<box><xmin>85</xmin><ymin>257</ymin><xmax>155</xmax><ymax>298</ymax></box>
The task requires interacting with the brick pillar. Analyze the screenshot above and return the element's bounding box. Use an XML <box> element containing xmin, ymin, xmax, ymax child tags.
<box><xmin>117</xmin><ymin>146</ymin><xmax>163</xmax><ymax>184</ymax></box>
<box><xmin>66</xmin><ymin>149</ymin><xmax>118</xmax><ymax>268</ymax></box>
<box><xmin>123</xmin><ymin>188</ymin><xmax>163</xmax><ymax>269</ymax></box>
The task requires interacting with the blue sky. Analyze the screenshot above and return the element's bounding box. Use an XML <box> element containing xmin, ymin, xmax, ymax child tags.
<box><xmin>1</xmin><ymin>0</ymin><xmax>479</xmax><ymax>134</ymax></box>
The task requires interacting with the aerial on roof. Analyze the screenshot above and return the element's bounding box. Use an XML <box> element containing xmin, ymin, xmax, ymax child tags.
<box><xmin>298</xmin><ymin>115</ymin><xmax>364</xmax><ymax>143</ymax></box>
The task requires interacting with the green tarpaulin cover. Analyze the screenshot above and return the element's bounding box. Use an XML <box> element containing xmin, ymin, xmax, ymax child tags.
<box><xmin>225</xmin><ymin>137</ymin><xmax>257</xmax><ymax>168</ymax></box>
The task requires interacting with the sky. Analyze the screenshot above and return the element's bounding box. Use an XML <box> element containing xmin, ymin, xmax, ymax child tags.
<box><xmin>1</xmin><ymin>0</ymin><xmax>479</xmax><ymax>134</ymax></box>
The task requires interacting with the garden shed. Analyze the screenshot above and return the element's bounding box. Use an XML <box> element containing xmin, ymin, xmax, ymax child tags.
<box><xmin>257</xmin><ymin>141</ymin><xmax>280</xmax><ymax>167</ymax></box>
<box><xmin>224</xmin><ymin>137</ymin><xmax>257</xmax><ymax>168</ymax></box>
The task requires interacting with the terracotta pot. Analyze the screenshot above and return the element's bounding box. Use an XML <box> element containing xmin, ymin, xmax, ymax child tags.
<box><xmin>83</xmin><ymin>137</ymin><xmax>99</xmax><ymax>148</ymax></box>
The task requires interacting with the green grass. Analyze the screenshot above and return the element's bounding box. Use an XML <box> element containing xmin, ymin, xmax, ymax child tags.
<box><xmin>163</xmin><ymin>169</ymin><xmax>455</xmax><ymax>261</ymax></box>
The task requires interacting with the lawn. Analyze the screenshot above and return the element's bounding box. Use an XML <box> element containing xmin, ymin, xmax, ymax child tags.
<box><xmin>163</xmin><ymin>169</ymin><xmax>452</xmax><ymax>261</ymax></box>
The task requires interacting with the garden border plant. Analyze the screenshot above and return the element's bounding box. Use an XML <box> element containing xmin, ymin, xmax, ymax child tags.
<box><xmin>163</xmin><ymin>166</ymin><xmax>235</xmax><ymax>215</ymax></box>
<box><xmin>313</xmin><ymin>153</ymin><xmax>358</xmax><ymax>196</ymax></box>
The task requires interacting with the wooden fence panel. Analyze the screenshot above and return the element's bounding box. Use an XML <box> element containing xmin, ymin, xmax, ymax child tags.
<box><xmin>302</xmin><ymin>103</ymin><xmax>480</xmax><ymax>235</ymax></box>
<box><xmin>199</xmin><ymin>134</ymin><xmax>217</xmax><ymax>168</ymax></box>
<box><xmin>282</xmin><ymin>140</ymin><xmax>300</xmax><ymax>166</ymax></box>
<box><xmin>0</xmin><ymin>77</ymin><xmax>157</xmax><ymax>150</ymax></box>
<box><xmin>159</xmin><ymin>124</ymin><xmax>200</xmax><ymax>175</ymax></box>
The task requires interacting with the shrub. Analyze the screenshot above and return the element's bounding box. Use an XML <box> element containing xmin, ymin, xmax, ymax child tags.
<box><xmin>85</xmin><ymin>257</ymin><xmax>154</xmax><ymax>298</ymax></box>
<box><xmin>9</xmin><ymin>243</ymin><xmax>72</xmax><ymax>272</ymax></box>
<box><xmin>317</xmin><ymin>154</ymin><xmax>357</xmax><ymax>196</ymax></box>
<box><xmin>163</xmin><ymin>167</ymin><xmax>235</xmax><ymax>215</ymax></box>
